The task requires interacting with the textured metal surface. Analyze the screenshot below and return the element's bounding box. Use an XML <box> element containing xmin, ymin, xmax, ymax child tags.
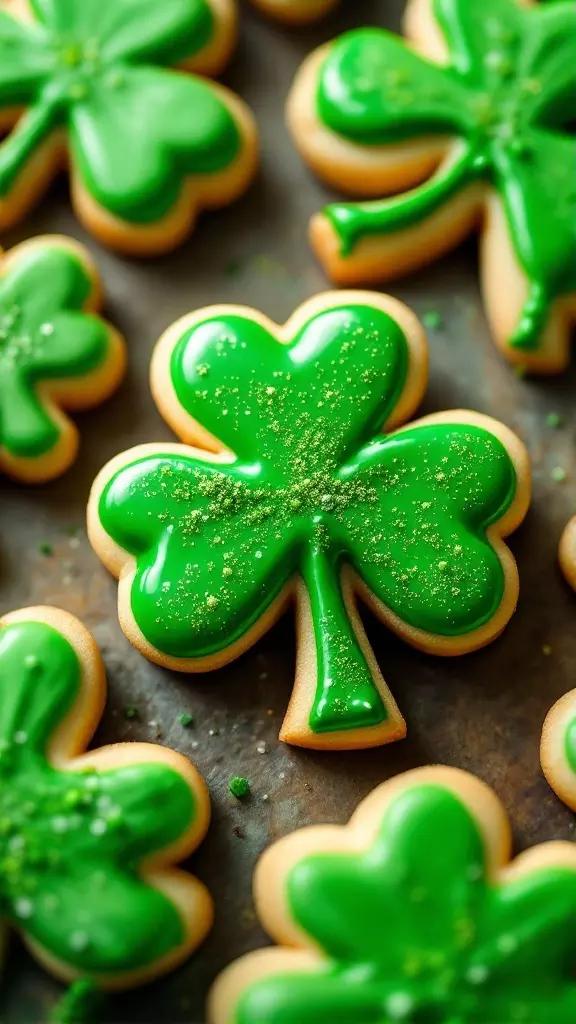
<box><xmin>2</xmin><ymin>1</ymin><xmax>576</xmax><ymax>1020</ymax></box>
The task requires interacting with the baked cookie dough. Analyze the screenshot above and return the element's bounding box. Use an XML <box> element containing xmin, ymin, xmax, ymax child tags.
<box><xmin>210</xmin><ymin>765</ymin><xmax>576</xmax><ymax>1022</ymax></box>
<box><xmin>287</xmin><ymin>0</ymin><xmax>576</xmax><ymax>372</ymax></box>
<box><xmin>0</xmin><ymin>0</ymin><xmax>257</xmax><ymax>254</ymax></box>
<box><xmin>88</xmin><ymin>292</ymin><xmax>530</xmax><ymax>750</ymax></box>
<box><xmin>0</xmin><ymin>605</ymin><xmax>212</xmax><ymax>988</ymax></box>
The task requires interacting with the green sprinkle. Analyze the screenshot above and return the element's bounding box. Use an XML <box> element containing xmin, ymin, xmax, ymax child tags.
<box><xmin>552</xmin><ymin>466</ymin><xmax>567</xmax><ymax>482</ymax></box>
<box><xmin>225</xmin><ymin>259</ymin><xmax>241</xmax><ymax>276</ymax></box>
<box><xmin>50</xmin><ymin>980</ymin><xmax>102</xmax><ymax>1024</ymax></box>
<box><xmin>546</xmin><ymin>412</ymin><xmax>563</xmax><ymax>429</ymax></box>
<box><xmin>39</xmin><ymin>542</ymin><xmax>53</xmax><ymax>556</ymax></box>
<box><xmin>123</xmin><ymin>706</ymin><xmax>139</xmax><ymax>720</ymax></box>
<box><xmin>178</xmin><ymin>712</ymin><xmax>194</xmax><ymax>727</ymax></box>
<box><xmin>229</xmin><ymin>776</ymin><xmax>250</xmax><ymax>799</ymax></box>
<box><xmin>422</xmin><ymin>310</ymin><xmax>443</xmax><ymax>330</ymax></box>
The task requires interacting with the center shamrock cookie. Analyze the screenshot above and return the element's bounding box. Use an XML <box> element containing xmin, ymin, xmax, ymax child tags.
<box><xmin>287</xmin><ymin>0</ymin><xmax>576</xmax><ymax>372</ymax></box>
<box><xmin>0</xmin><ymin>0</ymin><xmax>257</xmax><ymax>255</ymax></box>
<box><xmin>88</xmin><ymin>293</ymin><xmax>530</xmax><ymax>751</ymax></box>
<box><xmin>0</xmin><ymin>605</ymin><xmax>212</xmax><ymax>988</ymax></box>
<box><xmin>209</xmin><ymin>766</ymin><xmax>576</xmax><ymax>1023</ymax></box>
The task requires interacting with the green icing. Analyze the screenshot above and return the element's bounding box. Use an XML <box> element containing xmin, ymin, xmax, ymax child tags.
<box><xmin>0</xmin><ymin>617</ymin><xmax>195</xmax><ymax>974</ymax></box>
<box><xmin>237</xmin><ymin>784</ymin><xmax>576</xmax><ymax>1023</ymax></box>
<box><xmin>564</xmin><ymin>715</ymin><xmax>576</xmax><ymax>774</ymax></box>
<box><xmin>317</xmin><ymin>0</ymin><xmax>576</xmax><ymax>350</ymax></box>
<box><xmin>0</xmin><ymin>243</ymin><xmax>109</xmax><ymax>459</ymax></box>
<box><xmin>97</xmin><ymin>303</ymin><xmax>517</xmax><ymax>736</ymax></box>
<box><xmin>0</xmin><ymin>0</ymin><xmax>241</xmax><ymax>223</ymax></box>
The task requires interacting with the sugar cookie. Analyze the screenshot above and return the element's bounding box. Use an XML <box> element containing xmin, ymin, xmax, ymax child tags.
<box><xmin>0</xmin><ymin>605</ymin><xmax>212</xmax><ymax>989</ymax></box>
<box><xmin>0</xmin><ymin>0</ymin><xmax>257</xmax><ymax>255</ymax></box>
<box><xmin>88</xmin><ymin>292</ymin><xmax>530</xmax><ymax>751</ymax></box>
<box><xmin>250</xmin><ymin>0</ymin><xmax>337</xmax><ymax>25</ymax></box>
<box><xmin>209</xmin><ymin>765</ymin><xmax>576</xmax><ymax>1023</ymax></box>
<box><xmin>287</xmin><ymin>0</ymin><xmax>576</xmax><ymax>373</ymax></box>
<box><xmin>0</xmin><ymin>236</ymin><xmax>125</xmax><ymax>483</ymax></box>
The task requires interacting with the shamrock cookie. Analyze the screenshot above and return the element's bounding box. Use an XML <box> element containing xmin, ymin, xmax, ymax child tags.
<box><xmin>0</xmin><ymin>236</ymin><xmax>125</xmax><ymax>483</ymax></box>
<box><xmin>0</xmin><ymin>0</ymin><xmax>257</xmax><ymax>255</ymax></box>
<box><xmin>541</xmin><ymin>689</ymin><xmax>576</xmax><ymax>814</ymax></box>
<box><xmin>287</xmin><ymin>0</ymin><xmax>576</xmax><ymax>373</ymax></box>
<box><xmin>0</xmin><ymin>605</ymin><xmax>212</xmax><ymax>988</ymax></box>
<box><xmin>210</xmin><ymin>765</ymin><xmax>576</xmax><ymax>1023</ymax></box>
<box><xmin>250</xmin><ymin>0</ymin><xmax>337</xmax><ymax>25</ymax></box>
<box><xmin>88</xmin><ymin>292</ymin><xmax>530</xmax><ymax>751</ymax></box>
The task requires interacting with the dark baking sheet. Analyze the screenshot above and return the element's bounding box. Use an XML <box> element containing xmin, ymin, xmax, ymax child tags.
<box><xmin>2</xmin><ymin>1</ymin><xmax>576</xmax><ymax>1020</ymax></box>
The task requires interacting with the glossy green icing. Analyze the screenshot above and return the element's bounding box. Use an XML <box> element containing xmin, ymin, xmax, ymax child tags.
<box><xmin>564</xmin><ymin>715</ymin><xmax>576</xmax><ymax>775</ymax></box>
<box><xmin>0</xmin><ymin>243</ymin><xmax>109</xmax><ymax>460</ymax></box>
<box><xmin>317</xmin><ymin>0</ymin><xmax>576</xmax><ymax>350</ymax></box>
<box><xmin>237</xmin><ymin>784</ymin><xmax>576</xmax><ymax>1023</ymax></box>
<box><xmin>0</xmin><ymin>617</ymin><xmax>196</xmax><ymax>974</ymax></box>
<box><xmin>98</xmin><ymin>303</ymin><xmax>517</xmax><ymax>735</ymax></box>
<box><xmin>0</xmin><ymin>0</ymin><xmax>241</xmax><ymax>223</ymax></box>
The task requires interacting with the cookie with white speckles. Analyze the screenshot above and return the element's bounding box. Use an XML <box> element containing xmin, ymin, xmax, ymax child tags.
<box><xmin>88</xmin><ymin>291</ymin><xmax>529</xmax><ymax>750</ymax></box>
<box><xmin>0</xmin><ymin>604</ymin><xmax>212</xmax><ymax>989</ymax></box>
<box><xmin>0</xmin><ymin>236</ymin><xmax>125</xmax><ymax>483</ymax></box>
<box><xmin>287</xmin><ymin>0</ymin><xmax>576</xmax><ymax>372</ymax></box>
<box><xmin>209</xmin><ymin>765</ymin><xmax>576</xmax><ymax>1023</ymax></box>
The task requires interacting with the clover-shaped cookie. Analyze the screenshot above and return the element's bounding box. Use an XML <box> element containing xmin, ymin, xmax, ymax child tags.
<box><xmin>209</xmin><ymin>766</ymin><xmax>576</xmax><ymax>1024</ymax></box>
<box><xmin>250</xmin><ymin>0</ymin><xmax>337</xmax><ymax>25</ymax></box>
<box><xmin>0</xmin><ymin>236</ymin><xmax>125</xmax><ymax>482</ymax></box>
<box><xmin>88</xmin><ymin>293</ymin><xmax>529</xmax><ymax>751</ymax></box>
<box><xmin>0</xmin><ymin>605</ymin><xmax>212</xmax><ymax>988</ymax></box>
<box><xmin>288</xmin><ymin>0</ymin><xmax>576</xmax><ymax>372</ymax></box>
<box><xmin>0</xmin><ymin>0</ymin><xmax>257</xmax><ymax>255</ymax></box>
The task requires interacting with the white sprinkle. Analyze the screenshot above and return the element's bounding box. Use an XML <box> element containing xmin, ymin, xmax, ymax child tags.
<box><xmin>386</xmin><ymin>993</ymin><xmax>413</xmax><ymax>1020</ymax></box>
<box><xmin>70</xmin><ymin>930</ymin><xmax>90</xmax><ymax>952</ymax></box>
<box><xmin>24</xmin><ymin>655</ymin><xmax>39</xmax><ymax>669</ymax></box>
<box><xmin>466</xmin><ymin>964</ymin><xmax>489</xmax><ymax>985</ymax></box>
<box><xmin>90</xmin><ymin>819</ymin><xmax>107</xmax><ymax>836</ymax></box>
<box><xmin>256</xmin><ymin>741</ymin><xmax>267</xmax><ymax>754</ymax></box>
<box><xmin>69</xmin><ymin>537</ymin><xmax>80</xmax><ymax>549</ymax></box>
<box><xmin>14</xmin><ymin>898</ymin><xmax>33</xmax><ymax>919</ymax></box>
<box><xmin>40</xmin><ymin>323</ymin><xmax>54</xmax><ymax>336</ymax></box>
<box><xmin>51</xmin><ymin>815</ymin><xmax>69</xmax><ymax>834</ymax></box>
<box><xmin>262</xmin><ymin>794</ymin><xmax>269</xmax><ymax>801</ymax></box>
<box><xmin>13</xmin><ymin>731</ymin><xmax>27</xmax><ymax>745</ymax></box>
<box><xmin>467</xmin><ymin>863</ymin><xmax>483</xmax><ymax>881</ymax></box>
<box><xmin>497</xmin><ymin>934</ymin><xmax>518</xmax><ymax>954</ymax></box>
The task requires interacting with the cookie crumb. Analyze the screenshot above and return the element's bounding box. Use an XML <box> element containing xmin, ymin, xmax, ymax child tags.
<box><xmin>229</xmin><ymin>776</ymin><xmax>251</xmax><ymax>799</ymax></box>
<box><xmin>256</xmin><ymin>740</ymin><xmax>267</xmax><ymax>754</ymax></box>
<box><xmin>233</xmin><ymin>825</ymin><xmax>245</xmax><ymax>839</ymax></box>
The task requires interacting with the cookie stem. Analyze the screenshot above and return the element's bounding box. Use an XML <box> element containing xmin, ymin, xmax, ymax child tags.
<box><xmin>324</xmin><ymin>143</ymin><xmax>477</xmax><ymax>255</ymax></box>
<box><xmin>300</xmin><ymin>544</ymin><xmax>387</xmax><ymax>734</ymax></box>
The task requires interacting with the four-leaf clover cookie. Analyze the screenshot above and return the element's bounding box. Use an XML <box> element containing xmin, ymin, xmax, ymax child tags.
<box><xmin>88</xmin><ymin>292</ymin><xmax>530</xmax><ymax>751</ymax></box>
<box><xmin>0</xmin><ymin>0</ymin><xmax>257</xmax><ymax>255</ymax></box>
<box><xmin>209</xmin><ymin>766</ymin><xmax>576</xmax><ymax>1024</ymax></box>
<box><xmin>0</xmin><ymin>605</ymin><xmax>212</xmax><ymax>987</ymax></box>
<box><xmin>0</xmin><ymin>236</ymin><xmax>125</xmax><ymax>483</ymax></box>
<box><xmin>287</xmin><ymin>0</ymin><xmax>576</xmax><ymax>372</ymax></box>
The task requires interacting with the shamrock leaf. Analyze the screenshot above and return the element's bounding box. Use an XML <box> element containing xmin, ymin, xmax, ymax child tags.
<box><xmin>208</xmin><ymin>767</ymin><xmax>576</xmax><ymax>1024</ymax></box>
<box><xmin>290</xmin><ymin>0</ymin><xmax>576</xmax><ymax>369</ymax></box>
<box><xmin>0</xmin><ymin>0</ymin><xmax>256</xmax><ymax>253</ymax></box>
<box><xmin>0</xmin><ymin>238</ymin><xmax>125</xmax><ymax>483</ymax></box>
<box><xmin>89</xmin><ymin>295</ymin><xmax>528</xmax><ymax>749</ymax></box>
<box><xmin>0</xmin><ymin>606</ymin><xmax>211</xmax><ymax>984</ymax></box>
